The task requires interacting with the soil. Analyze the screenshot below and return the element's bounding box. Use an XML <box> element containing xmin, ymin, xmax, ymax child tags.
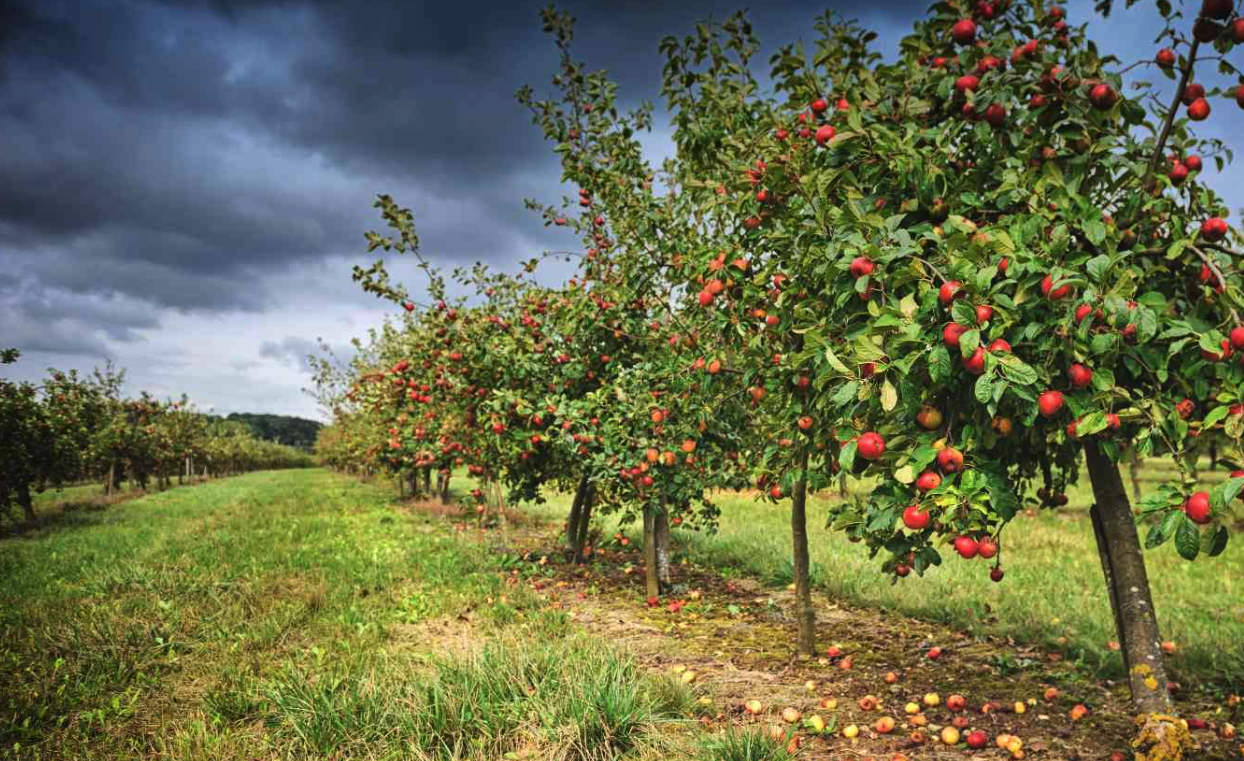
<box><xmin>426</xmin><ymin>501</ymin><xmax>1242</xmax><ymax>761</ymax></box>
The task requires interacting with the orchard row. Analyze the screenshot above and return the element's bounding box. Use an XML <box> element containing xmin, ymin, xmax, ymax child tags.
<box><xmin>313</xmin><ymin>1</ymin><xmax>1243</xmax><ymax>750</ymax></box>
<box><xmin>0</xmin><ymin>352</ymin><xmax>314</xmax><ymax>526</ymax></box>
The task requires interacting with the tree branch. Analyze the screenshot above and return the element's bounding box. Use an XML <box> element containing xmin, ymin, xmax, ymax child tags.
<box><xmin>1144</xmin><ymin>38</ymin><xmax>1201</xmax><ymax>185</ymax></box>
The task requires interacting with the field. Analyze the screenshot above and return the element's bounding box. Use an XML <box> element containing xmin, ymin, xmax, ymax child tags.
<box><xmin>2</xmin><ymin>467</ymin><xmax>1241</xmax><ymax>760</ymax></box>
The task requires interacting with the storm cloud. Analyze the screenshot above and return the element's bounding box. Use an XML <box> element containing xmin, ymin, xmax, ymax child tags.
<box><xmin>1</xmin><ymin>0</ymin><xmax>1240</xmax><ymax>417</ymax></box>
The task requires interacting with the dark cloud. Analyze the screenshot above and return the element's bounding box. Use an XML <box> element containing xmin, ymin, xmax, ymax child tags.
<box><xmin>1</xmin><ymin>0</ymin><xmax>1241</xmax><ymax>416</ymax></box>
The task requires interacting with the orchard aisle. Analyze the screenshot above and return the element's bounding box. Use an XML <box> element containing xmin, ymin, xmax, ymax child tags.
<box><xmin>3</xmin><ymin>469</ymin><xmax>1239</xmax><ymax>760</ymax></box>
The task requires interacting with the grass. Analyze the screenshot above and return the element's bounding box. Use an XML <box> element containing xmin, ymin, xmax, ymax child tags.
<box><xmin>0</xmin><ymin>469</ymin><xmax>692</xmax><ymax>760</ymax></box>
<box><xmin>508</xmin><ymin>458</ymin><xmax>1244</xmax><ymax>688</ymax></box>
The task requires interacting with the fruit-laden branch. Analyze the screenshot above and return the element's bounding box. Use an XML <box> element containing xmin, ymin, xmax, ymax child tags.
<box><xmin>1144</xmin><ymin>38</ymin><xmax>1201</xmax><ymax>184</ymax></box>
<box><xmin>1189</xmin><ymin>244</ymin><xmax>1243</xmax><ymax>324</ymax></box>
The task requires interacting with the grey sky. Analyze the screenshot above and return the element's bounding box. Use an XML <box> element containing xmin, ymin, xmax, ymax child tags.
<box><xmin>1</xmin><ymin>0</ymin><xmax>1240</xmax><ymax>419</ymax></box>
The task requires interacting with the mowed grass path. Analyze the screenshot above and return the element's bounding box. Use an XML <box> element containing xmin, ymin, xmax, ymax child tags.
<box><xmin>0</xmin><ymin>470</ymin><xmax>693</xmax><ymax>761</ymax></box>
<box><xmin>509</xmin><ymin>459</ymin><xmax>1244</xmax><ymax>688</ymax></box>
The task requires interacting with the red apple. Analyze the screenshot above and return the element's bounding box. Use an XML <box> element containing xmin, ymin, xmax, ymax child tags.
<box><xmin>947</xmin><ymin>694</ymin><xmax>967</xmax><ymax>712</ymax></box>
<box><xmin>943</xmin><ymin>322</ymin><xmax>970</xmax><ymax>347</ymax></box>
<box><xmin>1038</xmin><ymin>390</ymin><xmax>1064</xmax><ymax>417</ymax></box>
<box><xmin>966</xmin><ymin>730</ymin><xmax>989</xmax><ymax>749</ymax></box>
<box><xmin>1201</xmin><ymin>217</ymin><xmax>1229</xmax><ymax>242</ymax></box>
<box><xmin>1184</xmin><ymin>491</ymin><xmax>1212</xmax><ymax>524</ymax></box>
<box><xmin>1184</xmin><ymin>154</ymin><xmax>1203</xmax><ymax>172</ymax></box>
<box><xmin>1187</xmin><ymin>97</ymin><xmax>1211</xmax><ymax>121</ymax></box>
<box><xmin>916</xmin><ymin>471</ymin><xmax>943</xmax><ymax>492</ymax></box>
<box><xmin>903</xmin><ymin>504</ymin><xmax>932</xmax><ymax>530</ymax></box>
<box><xmin>1089</xmin><ymin>83</ymin><xmax>1117</xmax><ymax>110</ymax></box>
<box><xmin>976</xmin><ymin>305</ymin><xmax>994</xmax><ymax>324</ymax></box>
<box><xmin>937</xmin><ymin>447</ymin><xmax>964</xmax><ymax>473</ymax></box>
<box><xmin>850</xmin><ymin>256</ymin><xmax>875</xmax><ymax>277</ymax></box>
<box><xmin>955</xmin><ymin>75</ymin><xmax>980</xmax><ymax>94</ymax></box>
<box><xmin>815</xmin><ymin>124</ymin><xmax>836</xmax><ymax>145</ymax></box>
<box><xmin>1237</xmin><ymin>84</ymin><xmax>1244</xmax><ymax>109</ymax></box>
<box><xmin>1202</xmin><ymin>0</ymin><xmax>1232</xmax><ymax>19</ymax></box>
<box><xmin>983</xmin><ymin>103</ymin><xmax>1007</xmax><ymax>128</ymax></box>
<box><xmin>1193</xmin><ymin>17</ymin><xmax>1222</xmax><ymax>42</ymax></box>
<box><xmin>1234</xmin><ymin>18</ymin><xmax>1244</xmax><ymax>42</ymax></box>
<box><xmin>1068</xmin><ymin>363</ymin><xmax>1093</xmax><ymax>388</ymax></box>
<box><xmin>954</xmin><ymin>536</ymin><xmax>980</xmax><ymax>559</ymax></box>
<box><xmin>1230</xmin><ymin>326</ymin><xmax>1244</xmax><ymax>350</ymax></box>
<box><xmin>1075</xmin><ymin>303</ymin><xmax>1094</xmax><ymax>322</ymax></box>
<box><xmin>951</xmin><ymin>18</ymin><xmax>978</xmax><ymax>45</ymax></box>
<box><xmin>963</xmin><ymin>347</ymin><xmax>987</xmax><ymax>375</ymax></box>
<box><xmin>1182</xmin><ymin>82</ymin><xmax>1206</xmax><ymax>105</ymax></box>
<box><xmin>940</xmin><ymin>280</ymin><xmax>964</xmax><ymax>305</ymax></box>
<box><xmin>978</xmin><ymin>536</ymin><xmax>998</xmax><ymax>559</ymax></box>
<box><xmin>1041</xmin><ymin>274</ymin><xmax>1071</xmax><ymax>300</ymax></box>
<box><xmin>1156</xmin><ymin>48</ymin><xmax>1176</xmax><ymax>68</ymax></box>
<box><xmin>698</xmin><ymin>290</ymin><xmax>714</xmax><ymax>306</ymax></box>
<box><xmin>811</xmin><ymin>98</ymin><xmax>828</xmax><ymax>114</ymax></box>
<box><xmin>988</xmin><ymin>338</ymin><xmax>1011</xmax><ymax>353</ymax></box>
<box><xmin>1170</xmin><ymin>162</ymin><xmax>1189</xmax><ymax>186</ymax></box>
<box><xmin>858</xmin><ymin>432</ymin><xmax>886</xmax><ymax>460</ymax></box>
<box><xmin>990</xmin><ymin>566</ymin><xmax>1005</xmax><ymax>582</ymax></box>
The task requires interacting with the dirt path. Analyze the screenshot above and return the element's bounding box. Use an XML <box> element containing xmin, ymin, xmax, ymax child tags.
<box><xmin>434</xmin><ymin>506</ymin><xmax>1240</xmax><ymax>761</ymax></box>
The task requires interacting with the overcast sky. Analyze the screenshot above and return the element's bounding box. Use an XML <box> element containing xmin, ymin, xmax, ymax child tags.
<box><xmin>1</xmin><ymin>0</ymin><xmax>1240</xmax><ymax>421</ymax></box>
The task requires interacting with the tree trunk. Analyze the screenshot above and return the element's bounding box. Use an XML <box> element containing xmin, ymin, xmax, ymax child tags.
<box><xmin>105</xmin><ymin>460</ymin><xmax>116</xmax><ymax>496</ymax></box>
<box><xmin>1083</xmin><ymin>440</ymin><xmax>1171</xmax><ymax>714</ymax></box>
<box><xmin>565</xmin><ymin>477</ymin><xmax>587</xmax><ymax>557</ymax></box>
<box><xmin>790</xmin><ymin>457</ymin><xmax>816</xmax><ymax>657</ymax></box>
<box><xmin>643</xmin><ymin>507</ymin><xmax>660</xmax><ymax>598</ymax></box>
<box><xmin>17</xmin><ymin>483</ymin><xmax>35</xmax><ymax>523</ymax></box>
<box><xmin>439</xmin><ymin>470</ymin><xmax>450</xmax><ymax>503</ymax></box>
<box><xmin>654</xmin><ymin>505</ymin><xmax>671</xmax><ymax>588</ymax></box>
<box><xmin>574</xmin><ymin>484</ymin><xmax>594</xmax><ymax>564</ymax></box>
<box><xmin>398</xmin><ymin>473</ymin><xmax>406</xmax><ymax>498</ymax></box>
<box><xmin>422</xmin><ymin>468</ymin><xmax>432</xmax><ymax>496</ymax></box>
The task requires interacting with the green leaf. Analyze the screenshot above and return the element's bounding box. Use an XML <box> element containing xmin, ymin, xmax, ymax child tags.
<box><xmin>996</xmin><ymin>354</ymin><xmax>1038</xmax><ymax>386</ymax></box>
<box><xmin>1085</xmin><ymin>254</ymin><xmax>1111</xmax><ymax>282</ymax></box>
<box><xmin>1202</xmin><ymin>405</ymin><xmax>1230</xmax><ymax>430</ymax></box>
<box><xmin>825</xmin><ymin>346</ymin><xmax>852</xmax><ymax>375</ymax></box>
<box><xmin>974</xmin><ymin>375</ymin><xmax>993</xmax><ymax>404</ymax></box>
<box><xmin>1083</xmin><ymin>218</ymin><xmax>1107</xmax><ymax>246</ymax></box>
<box><xmin>839</xmin><ymin>440</ymin><xmax>858</xmax><ymax>472</ymax></box>
<box><xmin>1165</xmin><ymin>239</ymin><xmax>1188</xmax><ymax>260</ymax></box>
<box><xmin>881</xmin><ymin>379</ymin><xmax>898</xmax><ymax>412</ymax></box>
<box><xmin>929</xmin><ymin>346</ymin><xmax>951</xmax><ymax>383</ymax></box>
<box><xmin>1145</xmin><ymin>509</ymin><xmax>1181</xmax><ymax>549</ymax></box>
<box><xmin>1077</xmin><ymin>412</ymin><xmax>1108</xmax><ymax>437</ymax></box>
<box><xmin>959</xmin><ymin>329</ymin><xmax>980</xmax><ymax>358</ymax></box>
<box><xmin>1174</xmin><ymin>515</ymin><xmax>1201</xmax><ymax>561</ymax></box>
<box><xmin>1206</xmin><ymin>526</ymin><xmax>1229</xmax><ymax>557</ymax></box>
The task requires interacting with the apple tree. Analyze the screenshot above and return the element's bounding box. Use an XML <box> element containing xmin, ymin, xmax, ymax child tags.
<box><xmin>650</xmin><ymin>0</ymin><xmax>1242</xmax><ymax>749</ymax></box>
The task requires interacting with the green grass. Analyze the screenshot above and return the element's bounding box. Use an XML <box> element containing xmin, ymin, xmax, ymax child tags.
<box><xmin>510</xmin><ymin>458</ymin><xmax>1244</xmax><ymax>687</ymax></box>
<box><xmin>0</xmin><ymin>469</ymin><xmax>691</xmax><ymax>760</ymax></box>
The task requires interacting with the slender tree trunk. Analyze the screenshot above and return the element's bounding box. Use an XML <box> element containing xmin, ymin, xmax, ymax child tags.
<box><xmin>574</xmin><ymin>484</ymin><xmax>594</xmax><ymax>564</ymax></box>
<box><xmin>654</xmin><ymin>504</ymin><xmax>671</xmax><ymax>588</ymax></box>
<box><xmin>17</xmin><ymin>483</ymin><xmax>35</xmax><ymax>523</ymax></box>
<box><xmin>565</xmin><ymin>477</ymin><xmax>587</xmax><ymax>557</ymax></box>
<box><xmin>398</xmin><ymin>473</ymin><xmax>406</xmax><ymax>498</ymax></box>
<box><xmin>422</xmin><ymin>468</ymin><xmax>432</xmax><ymax>496</ymax></box>
<box><xmin>439</xmin><ymin>470</ymin><xmax>450</xmax><ymax>503</ymax></box>
<box><xmin>643</xmin><ymin>507</ymin><xmax>660</xmax><ymax>598</ymax></box>
<box><xmin>790</xmin><ymin>452</ymin><xmax>816</xmax><ymax>657</ymax></box>
<box><xmin>1127</xmin><ymin>448</ymin><xmax>1142</xmax><ymax>501</ymax></box>
<box><xmin>1083</xmin><ymin>441</ymin><xmax>1172</xmax><ymax>714</ymax></box>
<box><xmin>105</xmin><ymin>460</ymin><xmax>116</xmax><ymax>496</ymax></box>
